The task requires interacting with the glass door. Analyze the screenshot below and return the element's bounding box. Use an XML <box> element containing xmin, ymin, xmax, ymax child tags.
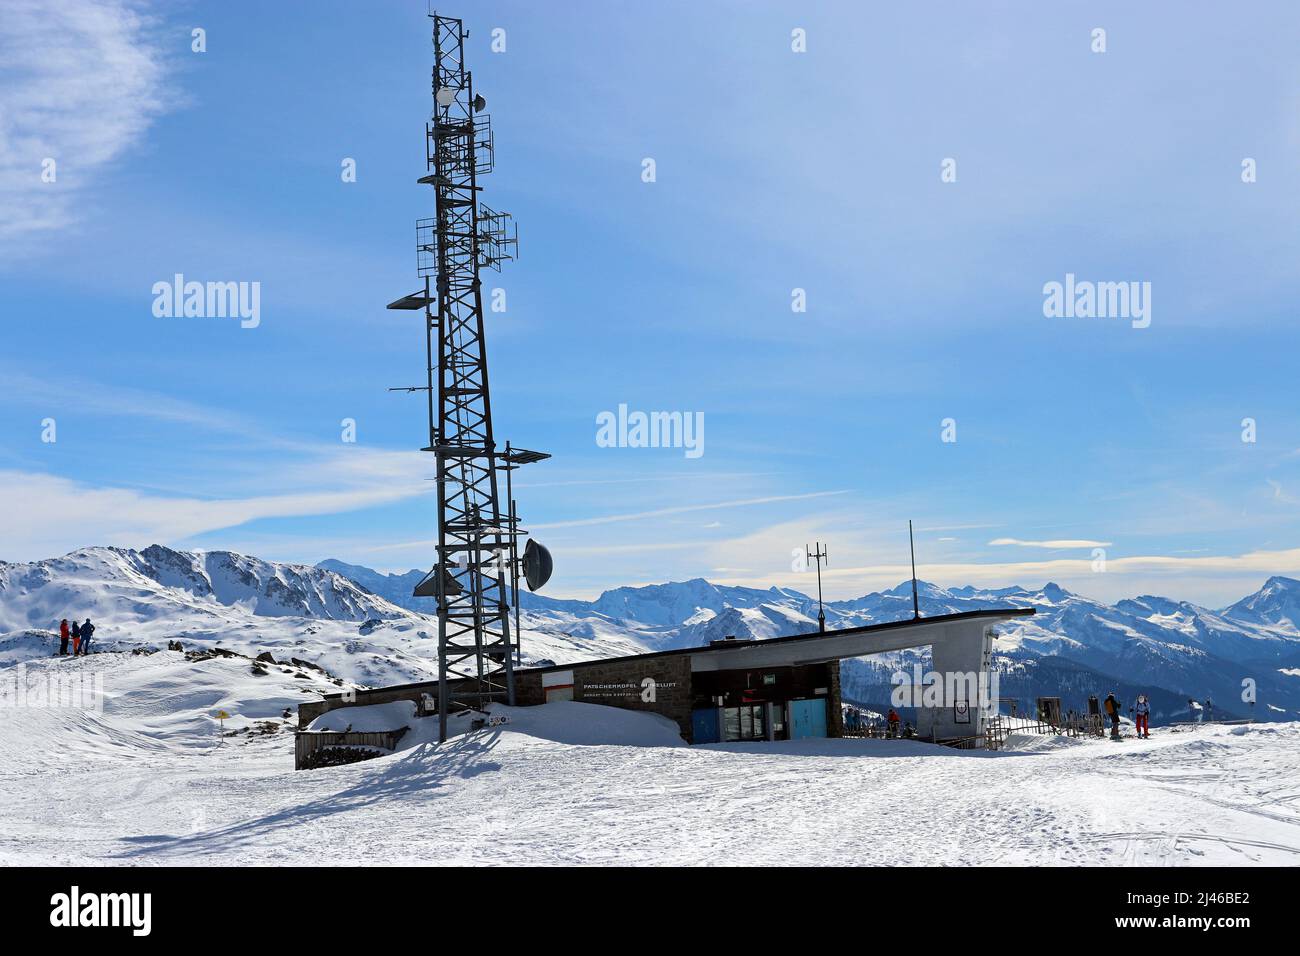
<box><xmin>723</xmin><ymin>704</ymin><xmax>767</xmax><ymax>741</ymax></box>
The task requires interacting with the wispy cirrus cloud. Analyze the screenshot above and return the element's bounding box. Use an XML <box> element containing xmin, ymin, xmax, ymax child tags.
<box><xmin>705</xmin><ymin>543</ymin><xmax>1300</xmax><ymax>607</ymax></box>
<box><xmin>0</xmin><ymin>452</ymin><xmax>431</xmax><ymax>563</ymax></box>
<box><xmin>361</xmin><ymin>491</ymin><xmax>854</xmax><ymax>557</ymax></box>
<box><xmin>528</xmin><ymin>491</ymin><xmax>852</xmax><ymax>531</ymax></box>
<box><xmin>1</xmin><ymin>366</ymin><xmax>247</xmax><ymax>435</ymax></box>
<box><xmin>0</xmin><ymin>0</ymin><xmax>170</xmax><ymax>247</ymax></box>
<box><xmin>1266</xmin><ymin>479</ymin><xmax>1299</xmax><ymax>505</ymax></box>
<box><xmin>988</xmin><ymin>537</ymin><xmax>1112</xmax><ymax>549</ymax></box>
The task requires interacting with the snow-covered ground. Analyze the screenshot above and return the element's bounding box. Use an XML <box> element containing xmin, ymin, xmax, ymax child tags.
<box><xmin>5</xmin><ymin>546</ymin><xmax>1300</xmax><ymax>865</ymax></box>
<box><xmin>3</xmin><ymin>650</ymin><xmax>1298</xmax><ymax>866</ymax></box>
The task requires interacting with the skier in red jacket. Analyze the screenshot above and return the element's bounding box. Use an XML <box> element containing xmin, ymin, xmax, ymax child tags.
<box><xmin>59</xmin><ymin>619</ymin><xmax>70</xmax><ymax>655</ymax></box>
<box><xmin>1134</xmin><ymin>695</ymin><xmax>1150</xmax><ymax>738</ymax></box>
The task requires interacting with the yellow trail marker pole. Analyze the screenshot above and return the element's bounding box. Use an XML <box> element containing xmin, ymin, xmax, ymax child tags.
<box><xmin>214</xmin><ymin>709</ymin><xmax>231</xmax><ymax>745</ymax></box>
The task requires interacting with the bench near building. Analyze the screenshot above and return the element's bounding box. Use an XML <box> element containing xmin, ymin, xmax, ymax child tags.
<box><xmin>296</xmin><ymin>607</ymin><xmax>1033</xmax><ymax>765</ymax></box>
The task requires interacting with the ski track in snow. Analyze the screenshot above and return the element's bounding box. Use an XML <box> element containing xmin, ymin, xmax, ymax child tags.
<box><xmin>3</xmin><ymin>653</ymin><xmax>1299</xmax><ymax>866</ymax></box>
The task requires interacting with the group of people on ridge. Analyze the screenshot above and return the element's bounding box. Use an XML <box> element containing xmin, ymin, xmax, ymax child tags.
<box><xmin>1103</xmin><ymin>691</ymin><xmax>1151</xmax><ymax>740</ymax></box>
<box><xmin>57</xmin><ymin>618</ymin><xmax>96</xmax><ymax>656</ymax></box>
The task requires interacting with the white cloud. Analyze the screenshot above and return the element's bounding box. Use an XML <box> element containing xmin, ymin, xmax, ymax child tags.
<box><xmin>1</xmin><ymin>366</ymin><xmax>250</xmax><ymax>436</ymax></box>
<box><xmin>706</xmin><ymin>545</ymin><xmax>1300</xmax><ymax>607</ymax></box>
<box><xmin>361</xmin><ymin>491</ymin><xmax>852</xmax><ymax>559</ymax></box>
<box><xmin>0</xmin><ymin>0</ymin><xmax>169</xmax><ymax>246</ymax></box>
<box><xmin>988</xmin><ymin>537</ymin><xmax>1112</xmax><ymax>549</ymax></box>
<box><xmin>653</xmin><ymin>514</ymin><xmax>1296</xmax><ymax>607</ymax></box>
<box><xmin>1266</xmin><ymin>479</ymin><xmax>1298</xmax><ymax>504</ymax></box>
<box><xmin>517</xmin><ymin>471</ymin><xmax>779</xmax><ymax>490</ymax></box>
<box><xmin>0</xmin><ymin>454</ymin><xmax>430</xmax><ymax>562</ymax></box>
<box><xmin>528</xmin><ymin>490</ymin><xmax>851</xmax><ymax>531</ymax></box>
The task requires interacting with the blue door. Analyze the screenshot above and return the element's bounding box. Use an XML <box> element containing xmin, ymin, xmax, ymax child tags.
<box><xmin>692</xmin><ymin>707</ymin><xmax>721</xmax><ymax>744</ymax></box>
<box><xmin>789</xmin><ymin>699</ymin><xmax>828</xmax><ymax>739</ymax></box>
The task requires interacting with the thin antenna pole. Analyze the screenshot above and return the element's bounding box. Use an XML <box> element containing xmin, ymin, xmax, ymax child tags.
<box><xmin>505</xmin><ymin>440</ymin><xmax>519</xmax><ymax>667</ymax></box>
<box><xmin>808</xmin><ymin>541</ymin><xmax>827</xmax><ymax>633</ymax></box>
<box><xmin>908</xmin><ymin>520</ymin><xmax>920</xmax><ymax>620</ymax></box>
<box><xmin>511</xmin><ymin>497</ymin><xmax>521</xmax><ymax>665</ymax></box>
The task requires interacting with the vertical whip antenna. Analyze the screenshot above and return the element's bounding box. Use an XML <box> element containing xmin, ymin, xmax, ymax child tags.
<box><xmin>807</xmin><ymin>541</ymin><xmax>828</xmax><ymax>634</ymax></box>
<box><xmin>909</xmin><ymin>520</ymin><xmax>920</xmax><ymax>620</ymax></box>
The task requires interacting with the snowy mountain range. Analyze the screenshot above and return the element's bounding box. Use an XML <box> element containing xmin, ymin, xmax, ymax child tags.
<box><xmin>0</xmin><ymin>546</ymin><xmax>643</xmax><ymax>685</ymax></box>
<box><xmin>4</xmin><ymin>545</ymin><xmax>1300</xmax><ymax>720</ymax></box>
<box><xmin>322</xmin><ymin>560</ymin><xmax>1300</xmax><ymax>721</ymax></box>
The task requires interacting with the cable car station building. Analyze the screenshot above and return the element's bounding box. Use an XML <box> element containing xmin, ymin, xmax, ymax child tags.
<box><xmin>299</xmin><ymin>607</ymin><xmax>1034</xmax><ymax>748</ymax></box>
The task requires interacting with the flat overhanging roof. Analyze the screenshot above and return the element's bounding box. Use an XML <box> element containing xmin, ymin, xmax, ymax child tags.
<box><xmin>566</xmin><ymin>606</ymin><xmax>1036</xmax><ymax>673</ymax></box>
<box><xmin>684</xmin><ymin>607</ymin><xmax>1034</xmax><ymax>672</ymax></box>
<box><xmin>308</xmin><ymin>607</ymin><xmax>1035</xmax><ymax>705</ymax></box>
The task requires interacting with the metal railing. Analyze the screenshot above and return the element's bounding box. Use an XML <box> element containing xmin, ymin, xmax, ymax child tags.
<box><xmin>841</xmin><ymin>721</ymin><xmax>916</xmax><ymax>740</ymax></box>
<box><xmin>842</xmin><ymin>710</ymin><xmax>1115</xmax><ymax>752</ymax></box>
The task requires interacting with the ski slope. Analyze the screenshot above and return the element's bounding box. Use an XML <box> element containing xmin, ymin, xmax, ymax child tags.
<box><xmin>2</xmin><ymin>651</ymin><xmax>1298</xmax><ymax>866</ymax></box>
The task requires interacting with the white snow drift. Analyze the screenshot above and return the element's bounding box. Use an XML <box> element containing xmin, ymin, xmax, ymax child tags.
<box><xmin>1</xmin><ymin>650</ymin><xmax>1298</xmax><ymax>866</ymax></box>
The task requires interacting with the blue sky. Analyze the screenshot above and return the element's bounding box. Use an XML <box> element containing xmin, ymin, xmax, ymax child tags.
<box><xmin>3</xmin><ymin>0</ymin><xmax>1300</xmax><ymax>605</ymax></box>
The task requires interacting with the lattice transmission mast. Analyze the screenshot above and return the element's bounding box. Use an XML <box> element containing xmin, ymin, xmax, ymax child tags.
<box><xmin>388</xmin><ymin>12</ymin><xmax>551</xmax><ymax>743</ymax></box>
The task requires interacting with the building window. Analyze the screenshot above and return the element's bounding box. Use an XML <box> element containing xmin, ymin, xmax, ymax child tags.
<box><xmin>723</xmin><ymin>704</ymin><xmax>766</xmax><ymax>742</ymax></box>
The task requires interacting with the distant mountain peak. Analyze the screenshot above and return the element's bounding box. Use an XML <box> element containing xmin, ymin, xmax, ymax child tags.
<box><xmin>1262</xmin><ymin>575</ymin><xmax>1300</xmax><ymax>591</ymax></box>
<box><xmin>1222</xmin><ymin>575</ymin><xmax>1300</xmax><ymax>628</ymax></box>
<box><xmin>1037</xmin><ymin>582</ymin><xmax>1073</xmax><ymax>601</ymax></box>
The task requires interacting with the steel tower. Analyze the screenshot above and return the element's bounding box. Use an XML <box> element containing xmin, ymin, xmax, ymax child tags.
<box><xmin>388</xmin><ymin>12</ymin><xmax>545</xmax><ymax>742</ymax></box>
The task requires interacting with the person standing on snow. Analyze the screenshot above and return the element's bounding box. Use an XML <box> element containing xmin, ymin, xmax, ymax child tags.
<box><xmin>71</xmin><ymin>620</ymin><xmax>81</xmax><ymax>656</ymax></box>
<box><xmin>1134</xmin><ymin>695</ymin><xmax>1150</xmax><ymax>738</ymax></box>
<box><xmin>58</xmin><ymin>619</ymin><xmax>70</xmax><ymax>655</ymax></box>
<box><xmin>80</xmin><ymin>619</ymin><xmax>95</xmax><ymax>655</ymax></box>
<box><xmin>887</xmin><ymin>708</ymin><xmax>901</xmax><ymax>738</ymax></box>
<box><xmin>1103</xmin><ymin>692</ymin><xmax>1121</xmax><ymax>739</ymax></box>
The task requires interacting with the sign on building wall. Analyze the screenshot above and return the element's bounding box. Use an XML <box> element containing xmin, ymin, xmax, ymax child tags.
<box><xmin>581</xmin><ymin>678</ymin><xmax>680</xmax><ymax>702</ymax></box>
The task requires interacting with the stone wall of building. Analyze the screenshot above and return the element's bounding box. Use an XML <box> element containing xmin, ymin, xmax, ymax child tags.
<box><xmin>518</xmin><ymin>655</ymin><xmax>694</xmax><ymax>739</ymax></box>
<box><xmin>827</xmin><ymin>659</ymin><xmax>844</xmax><ymax>738</ymax></box>
<box><xmin>513</xmin><ymin>670</ymin><xmax>546</xmax><ymax>706</ymax></box>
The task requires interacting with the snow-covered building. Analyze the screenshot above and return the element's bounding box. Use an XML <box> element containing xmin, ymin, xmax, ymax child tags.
<box><xmin>299</xmin><ymin>607</ymin><xmax>1033</xmax><ymax>751</ymax></box>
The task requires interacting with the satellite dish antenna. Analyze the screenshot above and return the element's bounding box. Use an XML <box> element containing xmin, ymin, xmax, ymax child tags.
<box><xmin>472</xmin><ymin>93</ymin><xmax>487</xmax><ymax>112</ymax></box>
<box><xmin>435</xmin><ymin>86</ymin><xmax>456</xmax><ymax>107</ymax></box>
<box><xmin>522</xmin><ymin>539</ymin><xmax>553</xmax><ymax>592</ymax></box>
